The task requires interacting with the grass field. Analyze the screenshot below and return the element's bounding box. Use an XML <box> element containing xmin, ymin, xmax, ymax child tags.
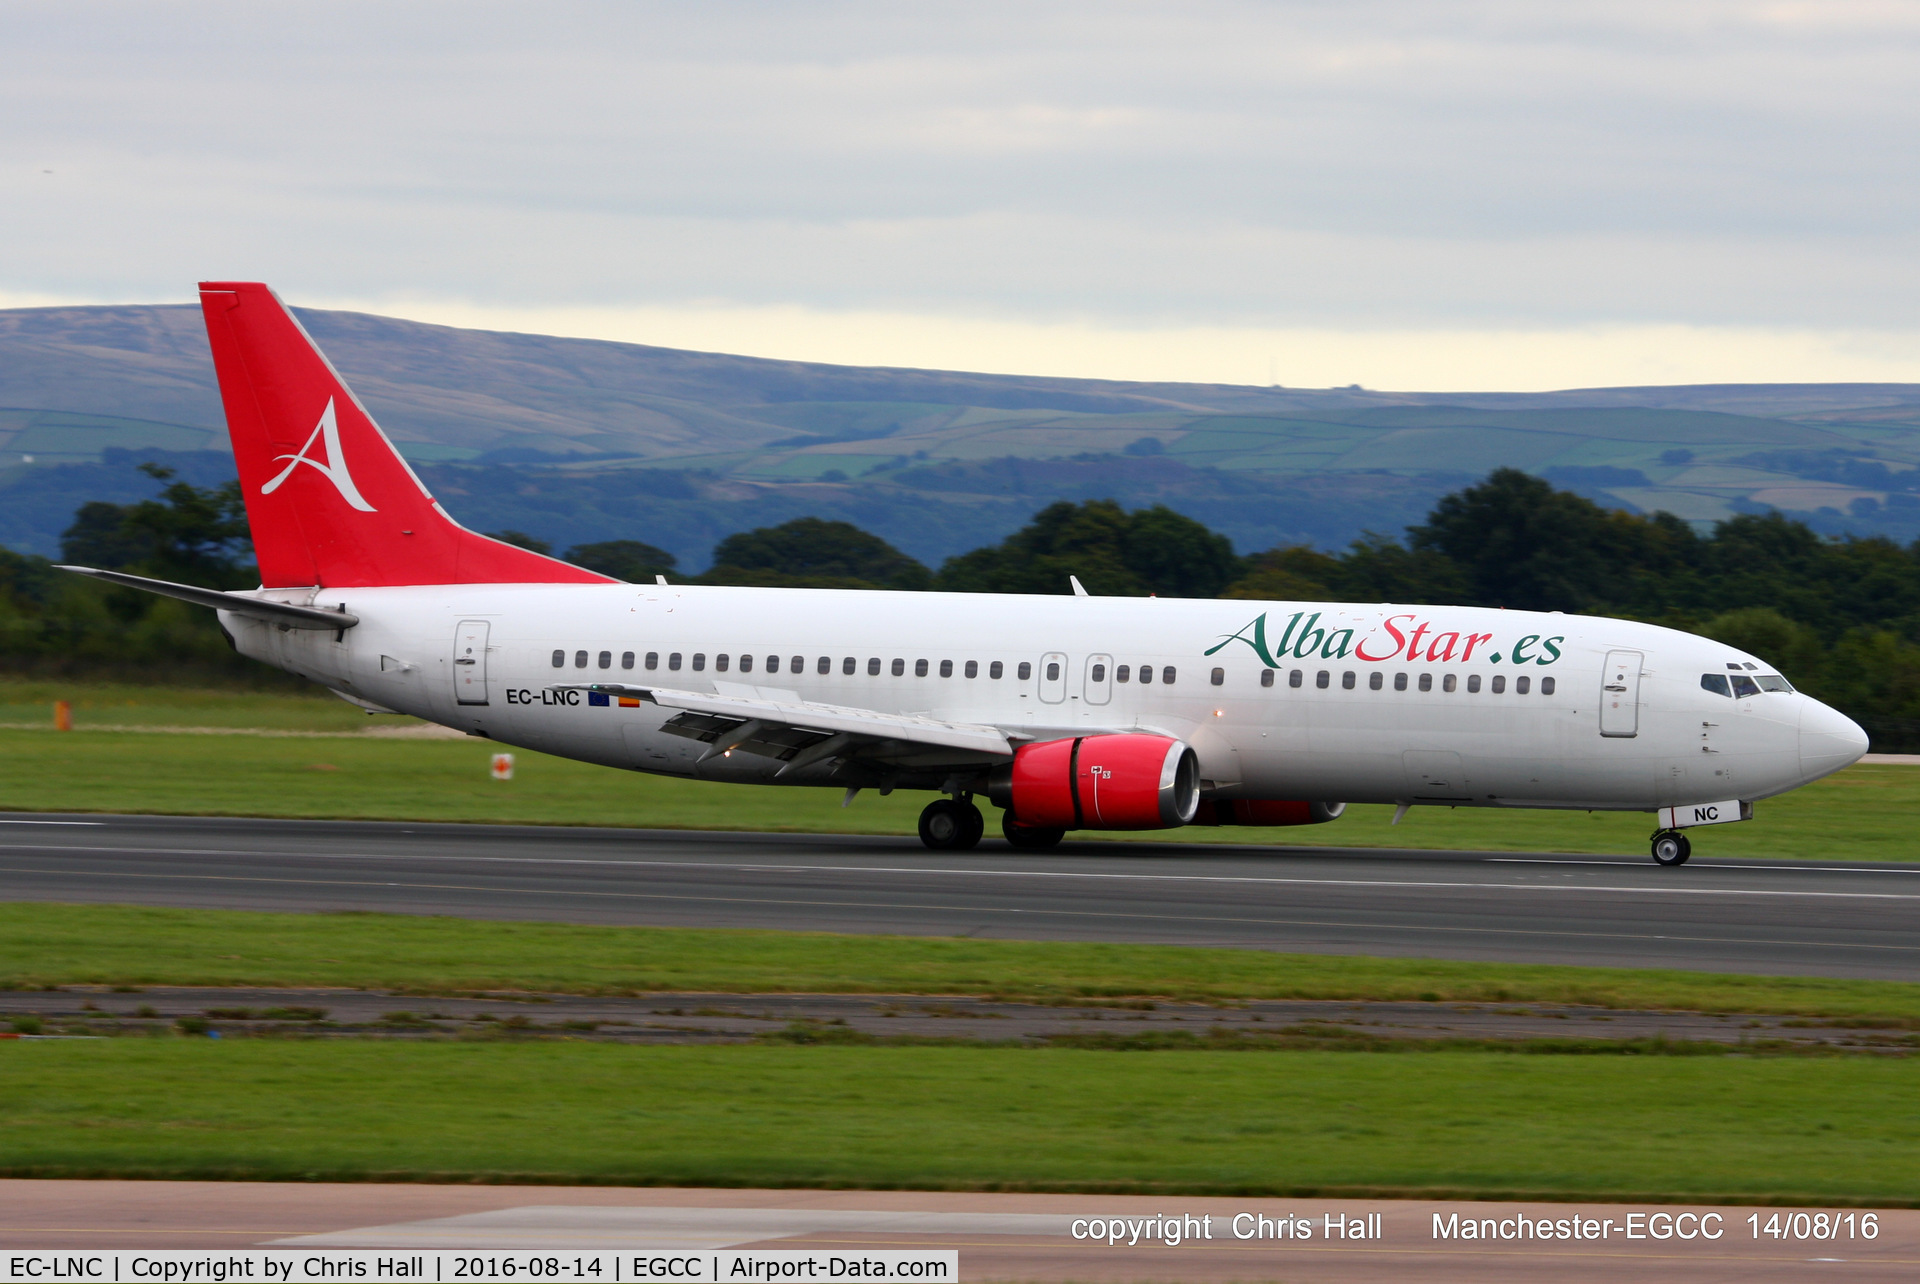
<box><xmin>2</xmin><ymin>716</ymin><xmax>1915</xmax><ymax>860</ymax></box>
<box><xmin>2</xmin><ymin>1040</ymin><xmax>1914</xmax><ymax>1203</ymax></box>
<box><xmin>7</xmin><ymin>903</ymin><xmax>1919</xmax><ymax>1019</ymax></box>
<box><xmin>4</xmin><ymin>678</ymin><xmax>1914</xmax><ymax>859</ymax></box>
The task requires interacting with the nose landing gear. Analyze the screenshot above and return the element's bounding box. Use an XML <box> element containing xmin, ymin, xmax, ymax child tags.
<box><xmin>1650</xmin><ymin>829</ymin><xmax>1691</xmax><ymax>866</ymax></box>
<box><xmin>918</xmin><ymin>796</ymin><xmax>985</xmax><ymax>850</ymax></box>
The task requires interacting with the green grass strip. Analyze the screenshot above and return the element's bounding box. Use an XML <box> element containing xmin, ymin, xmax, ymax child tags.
<box><xmin>7</xmin><ymin>903</ymin><xmax>1920</xmax><ymax>1020</ymax></box>
<box><xmin>3</xmin><ymin>721</ymin><xmax>1918</xmax><ymax>859</ymax></box>
<box><xmin>2</xmin><ymin>1041</ymin><xmax>1914</xmax><ymax>1204</ymax></box>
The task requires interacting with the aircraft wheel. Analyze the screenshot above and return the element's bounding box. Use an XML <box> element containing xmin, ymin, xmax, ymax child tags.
<box><xmin>1003</xmin><ymin>812</ymin><xmax>1065</xmax><ymax>850</ymax></box>
<box><xmin>919</xmin><ymin>798</ymin><xmax>975</xmax><ymax>850</ymax></box>
<box><xmin>1651</xmin><ymin>831</ymin><xmax>1691</xmax><ymax>866</ymax></box>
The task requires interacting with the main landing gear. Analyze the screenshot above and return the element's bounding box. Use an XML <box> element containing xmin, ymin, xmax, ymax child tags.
<box><xmin>1650</xmin><ymin>829</ymin><xmax>1692</xmax><ymax>866</ymax></box>
<box><xmin>918</xmin><ymin>796</ymin><xmax>986</xmax><ymax>850</ymax></box>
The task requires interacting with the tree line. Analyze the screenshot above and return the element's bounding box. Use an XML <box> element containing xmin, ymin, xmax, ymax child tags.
<box><xmin>6</xmin><ymin>464</ymin><xmax>1920</xmax><ymax>745</ymax></box>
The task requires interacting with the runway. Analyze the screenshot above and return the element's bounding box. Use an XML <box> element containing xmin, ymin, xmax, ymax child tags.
<box><xmin>2</xmin><ymin>813</ymin><xmax>1916</xmax><ymax>978</ymax></box>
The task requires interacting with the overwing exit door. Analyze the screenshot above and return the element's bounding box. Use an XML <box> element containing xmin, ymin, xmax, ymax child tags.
<box><xmin>1599</xmin><ymin>649</ymin><xmax>1641</xmax><ymax>737</ymax></box>
<box><xmin>1038</xmin><ymin>652</ymin><xmax>1068</xmax><ymax>704</ymax></box>
<box><xmin>454</xmin><ymin>620</ymin><xmax>491</xmax><ymax>705</ymax></box>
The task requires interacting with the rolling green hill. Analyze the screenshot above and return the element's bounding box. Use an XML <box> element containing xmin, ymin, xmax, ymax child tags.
<box><xmin>6</xmin><ymin>302</ymin><xmax>1920</xmax><ymax>563</ymax></box>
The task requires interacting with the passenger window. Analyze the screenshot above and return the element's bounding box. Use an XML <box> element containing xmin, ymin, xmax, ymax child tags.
<box><xmin>739</xmin><ymin>655</ymin><xmax>754</xmax><ymax>673</ymax></box>
<box><xmin>598</xmin><ymin>651</ymin><xmax>611</xmax><ymax>669</ymax></box>
<box><xmin>990</xmin><ymin>660</ymin><xmax>1004</xmax><ymax>679</ymax></box>
<box><xmin>1757</xmin><ymin>674</ymin><xmax>1793</xmax><ymax>693</ymax></box>
<box><xmin>715</xmin><ymin>654</ymin><xmax>730</xmax><ymax>672</ymax></box>
<box><xmin>1094</xmin><ymin>664</ymin><xmax>1109</xmax><ymax>683</ymax></box>
<box><xmin>822</xmin><ymin>657</ymin><xmax>835</xmax><ymax>675</ymax></box>
<box><xmin>792</xmin><ymin>656</ymin><xmax>804</xmax><ymax>674</ymax></box>
<box><xmin>1140</xmin><ymin>666</ymin><xmax>1154</xmax><ymax>684</ymax></box>
<box><xmin>1163</xmin><ymin>667</ymin><xmax>1175</xmax><ymax>684</ymax></box>
<box><xmin>1731</xmin><ymin>674</ymin><xmax>1761</xmax><ymax>698</ymax></box>
<box><xmin>1046</xmin><ymin>661</ymin><xmax>1060</xmax><ymax>681</ymax></box>
<box><xmin>939</xmin><ymin>659</ymin><xmax>953</xmax><ymax>677</ymax></box>
<box><xmin>964</xmin><ymin>660</ymin><xmax>978</xmax><ymax>678</ymax></box>
<box><xmin>1341</xmin><ymin>671</ymin><xmax>1355</xmax><ymax>689</ymax></box>
<box><xmin>1117</xmin><ymin>665</ymin><xmax>1131</xmax><ymax>683</ymax></box>
<box><xmin>765</xmin><ymin>656</ymin><xmax>780</xmax><ymax>673</ymax></box>
<box><xmin>574</xmin><ymin>650</ymin><xmax>588</xmax><ymax>668</ymax></box>
<box><xmin>1516</xmin><ymin>675</ymin><xmax>1530</xmax><ymax>694</ymax></box>
<box><xmin>1261</xmin><ymin>669</ymin><xmax>1275</xmax><ymax>688</ymax></box>
<box><xmin>1210</xmin><ymin>667</ymin><xmax>1224</xmax><ymax>686</ymax></box>
<box><xmin>645</xmin><ymin>652</ymin><xmax>659</xmax><ymax>670</ymax></box>
<box><xmin>621</xmin><ymin>652</ymin><xmax>635</xmax><ymax>670</ymax></box>
<box><xmin>668</xmin><ymin>652</ymin><xmax>682</xmax><ymax>671</ymax></box>
<box><xmin>1316</xmin><ymin>670</ymin><xmax>1329</xmax><ymax>689</ymax></box>
<box><xmin>867</xmin><ymin>658</ymin><xmax>880</xmax><ymax>675</ymax></box>
<box><xmin>1541</xmin><ymin>676</ymin><xmax>1556</xmax><ymax>695</ymax></box>
<box><xmin>691</xmin><ymin>653</ymin><xmax>706</xmax><ymax>672</ymax></box>
<box><xmin>1491</xmin><ymin>674</ymin><xmax>1504</xmax><ymax>693</ymax></box>
<box><xmin>1418</xmin><ymin>673</ymin><xmax>1431</xmax><ymax>692</ymax></box>
<box><xmin>1442</xmin><ymin>674</ymin><xmax>1455</xmax><ymax>693</ymax></box>
<box><xmin>1289</xmin><ymin>669</ymin><xmax>1302</xmax><ymax>688</ymax></box>
<box><xmin>892</xmin><ymin>659</ymin><xmax>906</xmax><ymax>677</ymax></box>
<box><xmin>1466</xmin><ymin>674</ymin><xmax>1480</xmax><ymax>693</ymax></box>
<box><xmin>915</xmin><ymin>659</ymin><xmax>929</xmax><ymax>677</ymax></box>
<box><xmin>1017</xmin><ymin>661</ymin><xmax>1032</xmax><ymax>680</ymax></box>
<box><xmin>551</xmin><ymin>650</ymin><xmax>564</xmax><ymax>668</ymax></box>
<box><xmin>1394</xmin><ymin>673</ymin><xmax>1407</xmax><ymax>691</ymax></box>
<box><xmin>1369</xmin><ymin>672</ymin><xmax>1382</xmax><ymax>690</ymax></box>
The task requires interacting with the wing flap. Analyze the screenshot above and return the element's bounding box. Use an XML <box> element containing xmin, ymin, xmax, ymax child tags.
<box><xmin>559</xmin><ymin>683</ymin><xmax>1017</xmax><ymax>758</ymax></box>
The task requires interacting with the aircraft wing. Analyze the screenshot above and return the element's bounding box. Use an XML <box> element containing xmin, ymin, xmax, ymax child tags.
<box><xmin>554</xmin><ymin>682</ymin><xmax>1021</xmax><ymax>771</ymax></box>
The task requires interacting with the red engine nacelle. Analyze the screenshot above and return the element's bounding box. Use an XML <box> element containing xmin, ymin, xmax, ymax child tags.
<box><xmin>1190</xmin><ymin>800</ymin><xmax>1347</xmax><ymax>826</ymax></box>
<box><xmin>989</xmin><ymin>734</ymin><xmax>1200</xmax><ymax>830</ymax></box>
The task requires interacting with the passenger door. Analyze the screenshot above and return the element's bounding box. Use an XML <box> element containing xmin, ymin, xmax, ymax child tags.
<box><xmin>453</xmin><ymin>620</ymin><xmax>491</xmax><ymax>706</ymax></box>
<box><xmin>1083</xmin><ymin>653</ymin><xmax>1113</xmax><ymax>706</ymax></box>
<box><xmin>1038</xmin><ymin>652</ymin><xmax>1068</xmax><ymax>704</ymax></box>
<box><xmin>1599</xmin><ymin>649</ymin><xmax>1642</xmax><ymax>738</ymax></box>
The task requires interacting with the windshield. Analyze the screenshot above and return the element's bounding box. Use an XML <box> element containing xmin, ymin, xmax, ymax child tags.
<box><xmin>1703</xmin><ymin>672</ymin><xmax>1794</xmax><ymax>697</ymax></box>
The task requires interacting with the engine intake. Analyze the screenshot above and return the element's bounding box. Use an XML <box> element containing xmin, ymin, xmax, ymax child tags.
<box><xmin>989</xmin><ymin>734</ymin><xmax>1200</xmax><ymax>830</ymax></box>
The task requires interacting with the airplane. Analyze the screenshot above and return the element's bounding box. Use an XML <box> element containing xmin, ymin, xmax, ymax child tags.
<box><xmin>59</xmin><ymin>282</ymin><xmax>1869</xmax><ymax>866</ymax></box>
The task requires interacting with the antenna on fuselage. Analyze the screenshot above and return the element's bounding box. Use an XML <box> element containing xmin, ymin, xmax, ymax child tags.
<box><xmin>1069</xmin><ymin>575</ymin><xmax>1089</xmax><ymax>597</ymax></box>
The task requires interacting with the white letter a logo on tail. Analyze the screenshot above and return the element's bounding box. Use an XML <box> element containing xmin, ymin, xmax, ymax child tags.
<box><xmin>261</xmin><ymin>398</ymin><xmax>376</xmax><ymax>511</ymax></box>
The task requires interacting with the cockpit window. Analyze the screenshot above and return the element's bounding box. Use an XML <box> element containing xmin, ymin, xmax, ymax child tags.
<box><xmin>1756</xmin><ymin>673</ymin><xmax>1794</xmax><ymax>693</ymax></box>
<box><xmin>1700</xmin><ymin>673</ymin><xmax>1731</xmax><ymax>697</ymax></box>
<box><xmin>1730</xmin><ymin>674</ymin><xmax>1762</xmax><ymax>698</ymax></box>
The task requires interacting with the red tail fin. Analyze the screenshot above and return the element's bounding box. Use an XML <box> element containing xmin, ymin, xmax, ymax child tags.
<box><xmin>199</xmin><ymin>282</ymin><xmax>615</xmax><ymax>589</ymax></box>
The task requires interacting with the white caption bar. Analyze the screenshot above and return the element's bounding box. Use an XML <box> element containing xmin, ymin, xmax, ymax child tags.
<box><xmin>2</xmin><ymin>1252</ymin><xmax>958</xmax><ymax>1283</ymax></box>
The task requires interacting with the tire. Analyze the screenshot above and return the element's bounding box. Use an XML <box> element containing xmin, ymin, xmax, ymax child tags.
<box><xmin>1651</xmin><ymin>831</ymin><xmax>1691</xmax><ymax>866</ymax></box>
<box><xmin>1002</xmin><ymin>812</ymin><xmax>1065</xmax><ymax>850</ymax></box>
<box><xmin>919</xmin><ymin>799</ymin><xmax>968</xmax><ymax>850</ymax></box>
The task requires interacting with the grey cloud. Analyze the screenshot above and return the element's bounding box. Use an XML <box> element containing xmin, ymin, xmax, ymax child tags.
<box><xmin>4</xmin><ymin>0</ymin><xmax>1919</xmax><ymax>327</ymax></box>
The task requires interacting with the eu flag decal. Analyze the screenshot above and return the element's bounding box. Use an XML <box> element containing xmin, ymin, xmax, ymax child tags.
<box><xmin>587</xmin><ymin>690</ymin><xmax>611</xmax><ymax>707</ymax></box>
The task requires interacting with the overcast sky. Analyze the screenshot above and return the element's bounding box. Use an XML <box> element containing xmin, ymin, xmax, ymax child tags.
<box><xmin>6</xmin><ymin>1</ymin><xmax>1920</xmax><ymax>389</ymax></box>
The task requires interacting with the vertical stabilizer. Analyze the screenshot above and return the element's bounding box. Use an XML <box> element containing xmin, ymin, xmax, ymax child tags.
<box><xmin>198</xmin><ymin>282</ymin><xmax>615</xmax><ymax>588</ymax></box>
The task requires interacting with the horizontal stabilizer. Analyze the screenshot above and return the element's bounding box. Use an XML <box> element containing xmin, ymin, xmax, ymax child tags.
<box><xmin>56</xmin><ymin>565</ymin><xmax>359</xmax><ymax>630</ymax></box>
<box><xmin>555</xmin><ymin>683</ymin><xmax>1018</xmax><ymax>757</ymax></box>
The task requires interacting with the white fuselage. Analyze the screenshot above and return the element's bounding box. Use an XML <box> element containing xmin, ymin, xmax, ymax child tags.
<box><xmin>222</xmin><ymin>584</ymin><xmax>1867</xmax><ymax>814</ymax></box>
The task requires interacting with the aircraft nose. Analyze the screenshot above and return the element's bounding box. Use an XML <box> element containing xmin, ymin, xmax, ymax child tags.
<box><xmin>1799</xmin><ymin>698</ymin><xmax>1869</xmax><ymax>782</ymax></box>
